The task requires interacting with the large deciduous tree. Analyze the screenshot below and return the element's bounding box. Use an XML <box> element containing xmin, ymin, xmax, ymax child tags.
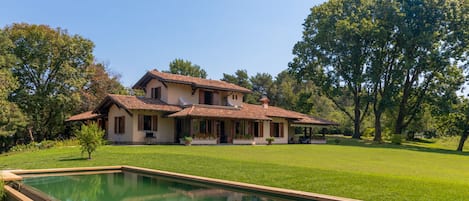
<box><xmin>0</xmin><ymin>30</ymin><xmax>27</xmax><ymax>138</ymax></box>
<box><xmin>79</xmin><ymin>63</ymin><xmax>128</xmax><ymax>112</ymax></box>
<box><xmin>164</xmin><ymin>58</ymin><xmax>207</xmax><ymax>78</ymax></box>
<box><xmin>4</xmin><ymin>23</ymin><xmax>94</xmax><ymax>140</ymax></box>
<box><xmin>290</xmin><ymin>0</ymin><xmax>468</xmax><ymax>140</ymax></box>
<box><xmin>289</xmin><ymin>0</ymin><xmax>374</xmax><ymax>139</ymax></box>
<box><xmin>391</xmin><ymin>0</ymin><xmax>469</xmax><ymax>135</ymax></box>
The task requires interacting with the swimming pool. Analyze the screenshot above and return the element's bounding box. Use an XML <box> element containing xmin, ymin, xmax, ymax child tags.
<box><xmin>4</xmin><ymin>166</ymin><xmax>357</xmax><ymax>201</ymax></box>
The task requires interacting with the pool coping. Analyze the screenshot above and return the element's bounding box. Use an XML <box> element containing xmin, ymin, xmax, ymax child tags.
<box><xmin>2</xmin><ymin>166</ymin><xmax>361</xmax><ymax>201</ymax></box>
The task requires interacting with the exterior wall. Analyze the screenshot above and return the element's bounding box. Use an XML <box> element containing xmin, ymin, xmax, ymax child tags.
<box><xmin>145</xmin><ymin>79</ymin><xmax>168</xmax><ymax>102</ymax></box>
<box><xmin>166</xmin><ymin>83</ymin><xmax>199</xmax><ymax>105</ymax></box>
<box><xmin>131</xmin><ymin>111</ymin><xmax>175</xmax><ymax>144</ymax></box>
<box><xmin>271</xmin><ymin>117</ymin><xmax>289</xmax><ymax>144</ymax></box>
<box><xmin>223</xmin><ymin>91</ymin><xmax>243</xmax><ymax>107</ymax></box>
<box><xmin>144</xmin><ymin>78</ymin><xmax>245</xmax><ymax>107</ymax></box>
<box><xmin>107</xmin><ymin>104</ymin><xmax>134</xmax><ymax>143</ymax></box>
<box><xmin>254</xmin><ymin>118</ymin><xmax>289</xmax><ymax>144</ymax></box>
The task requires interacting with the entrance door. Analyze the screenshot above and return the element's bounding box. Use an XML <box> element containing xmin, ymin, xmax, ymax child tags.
<box><xmin>218</xmin><ymin>121</ymin><xmax>227</xmax><ymax>143</ymax></box>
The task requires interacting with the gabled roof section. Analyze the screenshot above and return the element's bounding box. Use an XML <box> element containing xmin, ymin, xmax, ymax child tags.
<box><xmin>94</xmin><ymin>94</ymin><xmax>182</xmax><ymax>114</ymax></box>
<box><xmin>133</xmin><ymin>70</ymin><xmax>252</xmax><ymax>93</ymax></box>
<box><xmin>66</xmin><ymin>111</ymin><xmax>102</xmax><ymax>122</ymax></box>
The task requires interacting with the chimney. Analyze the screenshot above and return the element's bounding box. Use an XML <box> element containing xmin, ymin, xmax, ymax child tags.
<box><xmin>259</xmin><ymin>96</ymin><xmax>270</xmax><ymax>109</ymax></box>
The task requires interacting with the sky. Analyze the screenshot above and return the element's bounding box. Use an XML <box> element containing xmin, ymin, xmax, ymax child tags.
<box><xmin>1</xmin><ymin>0</ymin><xmax>327</xmax><ymax>87</ymax></box>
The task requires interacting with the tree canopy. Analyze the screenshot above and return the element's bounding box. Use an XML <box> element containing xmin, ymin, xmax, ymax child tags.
<box><xmin>4</xmin><ymin>23</ymin><xmax>94</xmax><ymax>140</ymax></box>
<box><xmin>290</xmin><ymin>0</ymin><xmax>469</xmax><ymax>141</ymax></box>
<box><xmin>164</xmin><ymin>58</ymin><xmax>207</xmax><ymax>78</ymax></box>
<box><xmin>79</xmin><ymin>63</ymin><xmax>128</xmax><ymax>112</ymax></box>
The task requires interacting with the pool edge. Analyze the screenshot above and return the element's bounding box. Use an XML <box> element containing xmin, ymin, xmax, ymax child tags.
<box><xmin>3</xmin><ymin>165</ymin><xmax>361</xmax><ymax>201</ymax></box>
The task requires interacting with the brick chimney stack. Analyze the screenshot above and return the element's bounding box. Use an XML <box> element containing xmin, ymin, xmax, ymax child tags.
<box><xmin>259</xmin><ymin>96</ymin><xmax>270</xmax><ymax>109</ymax></box>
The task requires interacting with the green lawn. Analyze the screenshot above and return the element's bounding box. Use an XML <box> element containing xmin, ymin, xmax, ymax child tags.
<box><xmin>1</xmin><ymin>137</ymin><xmax>468</xmax><ymax>201</ymax></box>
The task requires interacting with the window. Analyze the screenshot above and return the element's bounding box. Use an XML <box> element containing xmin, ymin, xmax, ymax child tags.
<box><xmin>138</xmin><ymin>115</ymin><xmax>158</xmax><ymax>131</ymax></box>
<box><xmin>270</xmin><ymin>122</ymin><xmax>284</xmax><ymax>137</ymax></box>
<box><xmin>199</xmin><ymin>119</ymin><xmax>212</xmax><ymax>133</ymax></box>
<box><xmin>114</xmin><ymin>116</ymin><xmax>125</xmax><ymax>134</ymax></box>
<box><xmin>204</xmin><ymin>91</ymin><xmax>213</xmax><ymax>105</ymax></box>
<box><xmin>251</xmin><ymin>122</ymin><xmax>263</xmax><ymax>137</ymax></box>
<box><xmin>232</xmin><ymin>94</ymin><xmax>238</xmax><ymax>100</ymax></box>
<box><xmin>151</xmin><ymin>87</ymin><xmax>161</xmax><ymax>99</ymax></box>
<box><xmin>199</xmin><ymin>89</ymin><xmax>214</xmax><ymax>105</ymax></box>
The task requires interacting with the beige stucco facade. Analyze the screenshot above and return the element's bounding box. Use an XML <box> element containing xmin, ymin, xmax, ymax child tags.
<box><xmin>107</xmin><ymin>104</ymin><xmax>176</xmax><ymax>144</ymax></box>
<box><xmin>108</xmin><ymin>105</ymin><xmax>134</xmax><ymax>143</ymax></box>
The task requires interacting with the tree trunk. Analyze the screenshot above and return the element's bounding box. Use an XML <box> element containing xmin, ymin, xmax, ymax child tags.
<box><xmin>457</xmin><ymin>131</ymin><xmax>468</xmax><ymax>152</ymax></box>
<box><xmin>88</xmin><ymin>151</ymin><xmax>92</xmax><ymax>160</ymax></box>
<box><xmin>352</xmin><ymin>96</ymin><xmax>361</xmax><ymax>139</ymax></box>
<box><xmin>373</xmin><ymin>112</ymin><xmax>382</xmax><ymax>142</ymax></box>
<box><xmin>28</xmin><ymin>127</ymin><xmax>34</xmax><ymax>142</ymax></box>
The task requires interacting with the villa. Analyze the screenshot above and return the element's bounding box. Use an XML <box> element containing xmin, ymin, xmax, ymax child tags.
<box><xmin>67</xmin><ymin>70</ymin><xmax>337</xmax><ymax>145</ymax></box>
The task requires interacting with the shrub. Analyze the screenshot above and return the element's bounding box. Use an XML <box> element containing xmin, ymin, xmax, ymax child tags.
<box><xmin>55</xmin><ymin>138</ymin><xmax>80</xmax><ymax>147</ymax></box>
<box><xmin>363</xmin><ymin>128</ymin><xmax>375</xmax><ymax>138</ymax></box>
<box><xmin>391</xmin><ymin>134</ymin><xmax>402</xmax><ymax>145</ymax></box>
<box><xmin>9</xmin><ymin>143</ymin><xmax>38</xmax><ymax>152</ymax></box>
<box><xmin>334</xmin><ymin>138</ymin><xmax>341</xmax><ymax>144</ymax></box>
<box><xmin>183</xmin><ymin>136</ymin><xmax>193</xmax><ymax>146</ymax></box>
<box><xmin>38</xmin><ymin>140</ymin><xmax>56</xmax><ymax>149</ymax></box>
<box><xmin>75</xmin><ymin>123</ymin><xmax>105</xmax><ymax>160</ymax></box>
<box><xmin>266</xmin><ymin>137</ymin><xmax>275</xmax><ymax>145</ymax></box>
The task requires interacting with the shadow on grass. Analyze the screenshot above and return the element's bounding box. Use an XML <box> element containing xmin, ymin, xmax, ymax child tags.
<box><xmin>58</xmin><ymin>157</ymin><xmax>88</xmax><ymax>161</ymax></box>
<box><xmin>326</xmin><ymin>136</ymin><xmax>469</xmax><ymax>156</ymax></box>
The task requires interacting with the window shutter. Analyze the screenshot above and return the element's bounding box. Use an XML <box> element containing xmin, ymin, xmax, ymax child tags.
<box><xmin>114</xmin><ymin>117</ymin><xmax>118</xmax><ymax>134</ymax></box>
<box><xmin>279</xmin><ymin>123</ymin><xmax>284</xmax><ymax>137</ymax></box>
<box><xmin>248</xmin><ymin>121</ymin><xmax>252</xmax><ymax>135</ymax></box>
<box><xmin>156</xmin><ymin>87</ymin><xmax>161</xmax><ymax>99</ymax></box>
<box><xmin>151</xmin><ymin>88</ymin><xmax>154</xmax><ymax>98</ymax></box>
<box><xmin>259</xmin><ymin>122</ymin><xmax>263</xmax><ymax>137</ymax></box>
<box><xmin>152</xmin><ymin>115</ymin><xmax>158</xmax><ymax>131</ymax></box>
<box><xmin>212</xmin><ymin>92</ymin><xmax>220</xmax><ymax>105</ymax></box>
<box><xmin>138</xmin><ymin>115</ymin><xmax>143</xmax><ymax>131</ymax></box>
<box><xmin>199</xmin><ymin>90</ymin><xmax>205</xmax><ymax>104</ymax></box>
<box><xmin>270</xmin><ymin>122</ymin><xmax>274</xmax><ymax>137</ymax></box>
<box><xmin>120</xmin><ymin>116</ymin><xmax>125</xmax><ymax>134</ymax></box>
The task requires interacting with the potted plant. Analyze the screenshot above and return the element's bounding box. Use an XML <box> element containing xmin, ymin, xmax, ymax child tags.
<box><xmin>184</xmin><ymin>136</ymin><xmax>193</xmax><ymax>146</ymax></box>
<box><xmin>266</xmin><ymin>137</ymin><xmax>275</xmax><ymax>145</ymax></box>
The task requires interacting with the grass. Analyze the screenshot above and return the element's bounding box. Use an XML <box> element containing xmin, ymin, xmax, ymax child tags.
<box><xmin>1</xmin><ymin>136</ymin><xmax>468</xmax><ymax>201</ymax></box>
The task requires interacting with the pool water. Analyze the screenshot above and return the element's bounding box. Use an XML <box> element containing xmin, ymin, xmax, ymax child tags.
<box><xmin>22</xmin><ymin>171</ymin><xmax>292</xmax><ymax>201</ymax></box>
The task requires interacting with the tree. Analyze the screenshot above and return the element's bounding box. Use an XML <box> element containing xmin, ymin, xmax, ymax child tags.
<box><xmin>164</xmin><ymin>58</ymin><xmax>207</xmax><ymax>78</ymax></box>
<box><xmin>434</xmin><ymin>97</ymin><xmax>469</xmax><ymax>152</ymax></box>
<box><xmin>250</xmin><ymin>73</ymin><xmax>274</xmax><ymax>104</ymax></box>
<box><xmin>0</xmin><ymin>30</ymin><xmax>27</xmax><ymax>138</ymax></box>
<box><xmin>221</xmin><ymin>69</ymin><xmax>256</xmax><ymax>103</ymax></box>
<box><xmin>390</xmin><ymin>0</ymin><xmax>469</xmax><ymax>135</ymax></box>
<box><xmin>75</xmin><ymin>122</ymin><xmax>104</xmax><ymax>159</ymax></box>
<box><xmin>270</xmin><ymin>71</ymin><xmax>298</xmax><ymax>110</ymax></box>
<box><xmin>289</xmin><ymin>0</ymin><xmax>374</xmax><ymax>139</ymax></box>
<box><xmin>4</xmin><ymin>23</ymin><xmax>94</xmax><ymax>140</ymax></box>
<box><xmin>222</xmin><ymin>69</ymin><xmax>252</xmax><ymax>89</ymax></box>
<box><xmin>79</xmin><ymin>63</ymin><xmax>127</xmax><ymax>112</ymax></box>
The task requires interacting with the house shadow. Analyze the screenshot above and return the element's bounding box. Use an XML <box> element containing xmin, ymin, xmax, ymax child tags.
<box><xmin>326</xmin><ymin>136</ymin><xmax>469</xmax><ymax>156</ymax></box>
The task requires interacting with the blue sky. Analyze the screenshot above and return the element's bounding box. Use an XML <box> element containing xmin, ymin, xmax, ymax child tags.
<box><xmin>1</xmin><ymin>0</ymin><xmax>326</xmax><ymax>87</ymax></box>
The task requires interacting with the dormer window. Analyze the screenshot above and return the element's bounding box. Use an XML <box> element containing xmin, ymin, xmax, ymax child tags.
<box><xmin>151</xmin><ymin>87</ymin><xmax>161</xmax><ymax>100</ymax></box>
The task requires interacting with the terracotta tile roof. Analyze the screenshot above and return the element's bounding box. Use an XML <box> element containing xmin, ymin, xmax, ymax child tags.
<box><xmin>292</xmin><ymin>115</ymin><xmax>339</xmax><ymax>126</ymax></box>
<box><xmin>133</xmin><ymin>70</ymin><xmax>252</xmax><ymax>93</ymax></box>
<box><xmin>168</xmin><ymin>104</ymin><xmax>271</xmax><ymax>120</ymax></box>
<box><xmin>94</xmin><ymin>94</ymin><xmax>182</xmax><ymax>113</ymax></box>
<box><xmin>66</xmin><ymin>111</ymin><xmax>102</xmax><ymax>122</ymax></box>
<box><xmin>168</xmin><ymin>103</ymin><xmax>338</xmax><ymax>126</ymax></box>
